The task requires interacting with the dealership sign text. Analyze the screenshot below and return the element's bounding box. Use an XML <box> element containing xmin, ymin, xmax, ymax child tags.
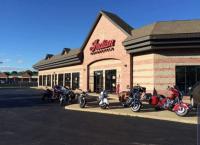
<box><xmin>90</xmin><ymin>39</ymin><xmax>115</xmax><ymax>55</ymax></box>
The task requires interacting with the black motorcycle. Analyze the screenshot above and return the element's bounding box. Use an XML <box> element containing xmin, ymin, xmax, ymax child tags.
<box><xmin>78</xmin><ymin>91</ymin><xmax>88</xmax><ymax>108</ymax></box>
<box><xmin>122</xmin><ymin>85</ymin><xmax>146</xmax><ymax>112</ymax></box>
<box><xmin>59</xmin><ymin>87</ymin><xmax>76</xmax><ymax>106</ymax></box>
<box><xmin>42</xmin><ymin>89</ymin><xmax>54</xmax><ymax>102</ymax></box>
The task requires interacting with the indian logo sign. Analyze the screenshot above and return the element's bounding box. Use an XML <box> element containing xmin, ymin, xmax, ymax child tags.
<box><xmin>90</xmin><ymin>39</ymin><xmax>115</xmax><ymax>55</ymax></box>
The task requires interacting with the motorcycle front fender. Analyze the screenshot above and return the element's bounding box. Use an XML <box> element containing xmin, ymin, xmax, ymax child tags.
<box><xmin>172</xmin><ymin>103</ymin><xmax>189</xmax><ymax>111</ymax></box>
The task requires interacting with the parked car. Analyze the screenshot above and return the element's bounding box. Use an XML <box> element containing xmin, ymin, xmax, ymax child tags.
<box><xmin>189</xmin><ymin>82</ymin><xmax>200</xmax><ymax>108</ymax></box>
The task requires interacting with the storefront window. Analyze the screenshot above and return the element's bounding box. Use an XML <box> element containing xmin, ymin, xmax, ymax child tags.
<box><xmin>58</xmin><ymin>74</ymin><xmax>64</xmax><ymax>86</ymax></box>
<box><xmin>39</xmin><ymin>75</ymin><xmax>42</xmax><ymax>86</ymax></box>
<box><xmin>176</xmin><ymin>66</ymin><xmax>200</xmax><ymax>95</ymax></box>
<box><xmin>176</xmin><ymin>66</ymin><xmax>186</xmax><ymax>94</ymax></box>
<box><xmin>47</xmin><ymin>75</ymin><xmax>51</xmax><ymax>86</ymax></box>
<box><xmin>72</xmin><ymin>72</ymin><xmax>80</xmax><ymax>90</ymax></box>
<box><xmin>65</xmin><ymin>73</ymin><xmax>71</xmax><ymax>88</ymax></box>
<box><xmin>55</xmin><ymin>74</ymin><xmax>57</xmax><ymax>85</ymax></box>
<box><xmin>52</xmin><ymin>74</ymin><xmax>55</xmax><ymax>87</ymax></box>
<box><xmin>43</xmin><ymin>75</ymin><xmax>47</xmax><ymax>86</ymax></box>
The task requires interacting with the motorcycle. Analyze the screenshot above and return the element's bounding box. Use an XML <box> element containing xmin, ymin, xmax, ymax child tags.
<box><xmin>98</xmin><ymin>90</ymin><xmax>109</xmax><ymax>109</ymax></box>
<box><xmin>59</xmin><ymin>87</ymin><xmax>75</xmax><ymax>106</ymax></box>
<box><xmin>120</xmin><ymin>85</ymin><xmax>145</xmax><ymax>112</ymax></box>
<box><xmin>78</xmin><ymin>90</ymin><xmax>88</xmax><ymax>108</ymax></box>
<box><xmin>42</xmin><ymin>88</ymin><xmax>54</xmax><ymax>102</ymax></box>
<box><xmin>42</xmin><ymin>86</ymin><xmax>63</xmax><ymax>102</ymax></box>
<box><xmin>152</xmin><ymin>87</ymin><xmax>192</xmax><ymax>116</ymax></box>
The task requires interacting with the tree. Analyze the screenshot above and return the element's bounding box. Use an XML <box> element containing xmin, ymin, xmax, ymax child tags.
<box><xmin>32</xmin><ymin>71</ymin><xmax>38</xmax><ymax>76</ymax></box>
<box><xmin>25</xmin><ymin>70</ymin><xmax>33</xmax><ymax>76</ymax></box>
<box><xmin>10</xmin><ymin>71</ymin><xmax>18</xmax><ymax>75</ymax></box>
<box><xmin>3</xmin><ymin>72</ymin><xmax>10</xmax><ymax>75</ymax></box>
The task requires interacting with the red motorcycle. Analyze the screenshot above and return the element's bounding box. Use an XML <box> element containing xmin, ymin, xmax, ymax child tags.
<box><xmin>147</xmin><ymin>86</ymin><xmax>192</xmax><ymax>116</ymax></box>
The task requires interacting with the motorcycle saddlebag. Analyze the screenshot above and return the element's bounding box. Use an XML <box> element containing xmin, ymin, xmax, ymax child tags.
<box><xmin>150</xmin><ymin>96</ymin><xmax>159</xmax><ymax>106</ymax></box>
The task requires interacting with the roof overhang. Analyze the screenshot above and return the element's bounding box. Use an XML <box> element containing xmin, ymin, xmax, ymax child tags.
<box><xmin>123</xmin><ymin>33</ymin><xmax>200</xmax><ymax>53</ymax></box>
<box><xmin>33</xmin><ymin>54</ymin><xmax>83</xmax><ymax>71</ymax></box>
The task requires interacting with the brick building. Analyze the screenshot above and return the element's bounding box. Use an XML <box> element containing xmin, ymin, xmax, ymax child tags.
<box><xmin>0</xmin><ymin>72</ymin><xmax>38</xmax><ymax>85</ymax></box>
<box><xmin>33</xmin><ymin>11</ymin><xmax>200</xmax><ymax>95</ymax></box>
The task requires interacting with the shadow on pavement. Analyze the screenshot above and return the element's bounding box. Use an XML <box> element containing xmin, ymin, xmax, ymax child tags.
<box><xmin>0</xmin><ymin>88</ymin><xmax>55</xmax><ymax>108</ymax></box>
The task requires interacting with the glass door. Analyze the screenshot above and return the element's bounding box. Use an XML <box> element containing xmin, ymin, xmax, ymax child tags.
<box><xmin>94</xmin><ymin>71</ymin><xmax>103</xmax><ymax>93</ymax></box>
<box><xmin>105</xmin><ymin>69</ymin><xmax>116</xmax><ymax>93</ymax></box>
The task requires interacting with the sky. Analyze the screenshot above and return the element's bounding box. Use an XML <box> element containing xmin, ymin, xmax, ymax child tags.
<box><xmin>0</xmin><ymin>0</ymin><xmax>200</xmax><ymax>72</ymax></box>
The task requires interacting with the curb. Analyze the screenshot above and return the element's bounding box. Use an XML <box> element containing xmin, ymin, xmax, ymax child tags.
<box><xmin>65</xmin><ymin>106</ymin><xmax>197</xmax><ymax>125</ymax></box>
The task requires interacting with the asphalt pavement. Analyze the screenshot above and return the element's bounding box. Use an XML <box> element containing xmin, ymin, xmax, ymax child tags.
<box><xmin>0</xmin><ymin>88</ymin><xmax>197</xmax><ymax>145</ymax></box>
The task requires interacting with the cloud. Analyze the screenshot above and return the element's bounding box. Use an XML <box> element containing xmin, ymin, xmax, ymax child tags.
<box><xmin>0</xmin><ymin>58</ymin><xmax>11</xmax><ymax>64</ymax></box>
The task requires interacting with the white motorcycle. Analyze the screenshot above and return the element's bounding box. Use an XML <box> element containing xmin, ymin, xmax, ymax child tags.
<box><xmin>98</xmin><ymin>90</ymin><xmax>109</xmax><ymax>109</ymax></box>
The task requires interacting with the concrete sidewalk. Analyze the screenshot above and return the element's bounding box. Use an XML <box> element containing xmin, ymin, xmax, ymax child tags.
<box><xmin>65</xmin><ymin>93</ymin><xmax>197</xmax><ymax>124</ymax></box>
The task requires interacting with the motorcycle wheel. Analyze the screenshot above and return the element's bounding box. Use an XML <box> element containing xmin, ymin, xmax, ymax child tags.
<box><xmin>79</xmin><ymin>97</ymin><xmax>86</xmax><ymax>108</ymax></box>
<box><xmin>100</xmin><ymin>103</ymin><xmax>108</xmax><ymax>109</ymax></box>
<box><xmin>175</xmin><ymin>106</ymin><xmax>189</xmax><ymax>116</ymax></box>
<box><xmin>60</xmin><ymin>95</ymin><xmax>66</xmax><ymax>106</ymax></box>
<box><xmin>131</xmin><ymin>102</ymin><xmax>141</xmax><ymax>112</ymax></box>
<box><xmin>60</xmin><ymin>99</ymin><xmax>66</xmax><ymax>106</ymax></box>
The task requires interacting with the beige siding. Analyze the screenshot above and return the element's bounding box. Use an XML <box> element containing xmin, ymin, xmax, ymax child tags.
<box><xmin>38</xmin><ymin>64</ymin><xmax>83</xmax><ymax>89</ymax></box>
<box><xmin>133</xmin><ymin>54</ymin><xmax>155</xmax><ymax>92</ymax></box>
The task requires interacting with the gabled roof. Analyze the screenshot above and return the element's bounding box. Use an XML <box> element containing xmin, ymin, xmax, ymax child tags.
<box><xmin>80</xmin><ymin>10</ymin><xmax>133</xmax><ymax>51</ymax></box>
<box><xmin>33</xmin><ymin>11</ymin><xmax>133</xmax><ymax>70</ymax></box>
<box><xmin>33</xmin><ymin>48</ymin><xmax>82</xmax><ymax>70</ymax></box>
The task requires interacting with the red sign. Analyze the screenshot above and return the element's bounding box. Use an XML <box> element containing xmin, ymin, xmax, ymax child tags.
<box><xmin>90</xmin><ymin>39</ymin><xmax>115</xmax><ymax>55</ymax></box>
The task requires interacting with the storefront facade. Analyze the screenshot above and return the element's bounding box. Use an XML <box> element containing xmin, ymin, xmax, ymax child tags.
<box><xmin>123</xmin><ymin>20</ymin><xmax>200</xmax><ymax>95</ymax></box>
<box><xmin>81</xmin><ymin>11</ymin><xmax>132</xmax><ymax>93</ymax></box>
<box><xmin>33</xmin><ymin>11</ymin><xmax>200</xmax><ymax>95</ymax></box>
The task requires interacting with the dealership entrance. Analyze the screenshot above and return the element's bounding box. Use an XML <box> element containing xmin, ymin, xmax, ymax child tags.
<box><xmin>176</xmin><ymin>66</ymin><xmax>200</xmax><ymax>95</ymax></box>
<box><xmin>93</xmin><ymin>69</ymin><xmax>117</xmax><ymax>93</ymax></box>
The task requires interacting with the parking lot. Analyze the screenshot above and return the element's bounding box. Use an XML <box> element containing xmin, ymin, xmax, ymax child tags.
<box><xmin>0</xmin><ymin>88</ymin><xmax>197</xmax><ymax>145</ymax></box>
